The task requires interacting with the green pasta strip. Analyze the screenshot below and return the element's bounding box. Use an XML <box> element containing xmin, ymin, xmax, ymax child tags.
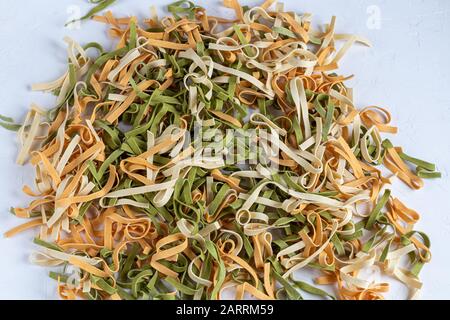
<box><xmin>66</xmin><ymin>0</ymin><xmax>117</xmax><ymax>26</ymax></box>
<box><xmin>366</xmin><ymin>189</ymin><xmax>391</xmax><ymax>230</ymax></box>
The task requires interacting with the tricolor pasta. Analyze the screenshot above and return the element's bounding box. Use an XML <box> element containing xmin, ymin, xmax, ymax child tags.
<box><xmin>1</xmin><ymin>0</ymin><xmax>440</xmax><ymax>300</ymax></box>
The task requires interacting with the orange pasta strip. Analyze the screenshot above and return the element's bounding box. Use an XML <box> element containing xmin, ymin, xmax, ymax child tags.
<box><xmin>4</xmin><ymin>218</ymin><xmax>43</xmax><ymax>238</ymax></box>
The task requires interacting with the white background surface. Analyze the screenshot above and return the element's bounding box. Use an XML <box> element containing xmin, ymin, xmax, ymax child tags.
<box><xmin>0</xmin><ymin>0</ymin><xmax>449</xmax><ymax>299</ymax></box>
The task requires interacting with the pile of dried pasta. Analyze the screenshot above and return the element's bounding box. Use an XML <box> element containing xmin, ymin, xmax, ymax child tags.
<box><xmin>2</xmin><ymin>0</ymin><xmax>441</xmax><ymax>300</ymax></box>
